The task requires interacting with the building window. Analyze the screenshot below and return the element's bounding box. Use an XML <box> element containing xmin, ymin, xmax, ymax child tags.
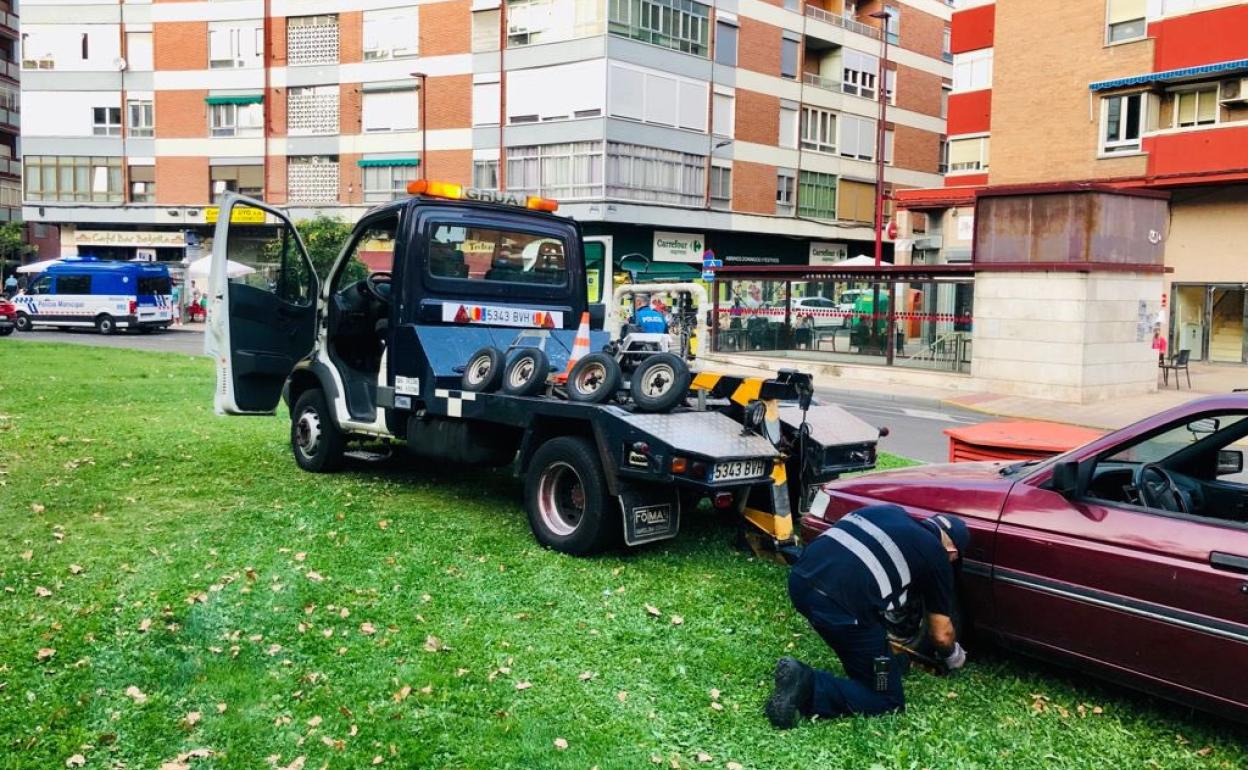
<box><xmin>208</xmin><ymin>21</ymin><xmax>263</xmax><ymax>69</ymax></box>
<box><xmin>1101</xmin><ymin>93</ymin><xmax>1144</xmax><ymax>154</ymax></box>
<box><xmin>838</xmin><ymin>179</ymin><xmax>876</xmax><ymax>224</ymax></box>
<box><xmin>126</xmin><ymin>32</ymin><xmax>153</xmax><ymax>71</ymax></box>
<box><xmin>884</xmin><ymin>129</ymin><xmax>894</xmax><ymax>165</ymax></box>
<box><xmin>781</xmin><ymin>35</ymin><xmax>800</xmax><ymax>80</ymax></box>
<box><xmin>776</xmin><ymin>170</ymin><xmax>795</xmax><ymax>216</ymax></box>
<box><xmin>839</xmin><ymin>115</ymin><xmax>875</xmax><ymax>161</ymax></box>
<box><xmin>712</xmin><ymin>91</ymin><xmax>734</xmax><ymax>137</ymax></box>
<box><xmin>842</xmin><ymin>49</ymin><xmax>879</xmax><ymax>100</ymax></box>
<box><xmin>92</xmin><ymin>106</ymin><xmax>121</xmax><ymax>136</ymax></box>
<box><xmin>473</xmin><ymin>8</ymin><xmax>501</xmax><ymax>52</ymax></box>
<box><xmin>941</xmin><ymin>27</ymin><xmax>952</xmax><ymax>63</ymax></box>
<box><xmin>709</xmin><ymin>165</ymin><xmax>731</xmax><ymax>210</ymax></box>
<box><xmin>363</xmin><ymin>164</ymin><xmax>419</xmax><ymax>203</ymax></box>
<box><xmin>779</xmin><ymin>105</ymin><xmax>798</xmax><ymax>149</ymax></box>
<box><xmin>507</xmin><ymin>142</ymin><xmax>604</xmax><ymax>200</ymax></box>
<box><xmin>128</xmin><ymin>100</ymin><xmax>153</xmax><ymax>137</ymax></box>
<box><xmin>24</xmin><ymin>155</ymin><xmax>123</xmax><ymax>202</ymax></box>
<box><xmin>952</xmin><ymin>49</ymin><xmax>992</xmax><ymax>92</ymax></box>
<box><xmin>883</xmin><ymin>5</ymin><xmax>899</xmax><ymax>45</ymax></box>
<box><xmin>607</xmin><ymin>63</ymin><xmax>706</xmax><ymax>131</ymax></box>
<box><xmin>605</xmin><ymin>141</ymin><xmax>705</xmax><ymax>206</ymax></box>
<box><xmin>363</xmin><ymin>7</ymin><xmax>418</xmax><ymax>60</ymax></box>
<box><xmin>948</xmin><ymin>136</ymin><xmax>989</xmax><ymax>171</ymax></box>
<box><xmin>800</xmin><ymin>106</ymin><xmax>837</xmax><ymax>154</ymax></box>
<box><xmin>129</xmin><ymin>165</ymin><xmax>155</xmax><ymax>203</ymax></box>
<box><xmin>798</xmin><ymin>171</ymin><xmax>837</xmax><ymax>220</ymax></box>
<box><xmin>607</xmin><ymin>0</ymin><xmax>710</xmax><ymax>58</ymax></box>
<box><xmin>473</xmin><ymin>79</ymin><xmax>501</xmax><ymax>127</ymax></box>
<box><xmin>509</xmin><ymin>0</ymin><xmax>605</xmax><ymax>46</ymax></box>
<box><xmin>473</xmin><ymin>159</ymin><xmax>499</xmax><ymax>190</ymax></box>
<box><xmin>362</xmin><ymin>87</ymin><xmax>417</xmax><ymax>132</ymax></box>
<box><xmin>211</xmin><ymin>165</ymin><xmax>264</xmax><ymax>198</ymax></box>
<box><xmin>288</xmin><ymin>156</ymin><xmax>340</xmax><ymax>203</ymax></box>
<box><xmin>715</xmin><ymin>19</ymin><xmax>737</xmax><ymax>67</ymax></box>
<box><xmin>885</xmin><ymin>69</ymin><xmax>896</xmax><ymax>105</ymax></box>
<box><xmin>287</xmin><ymin>15</ymin><xmax>339</xmax><ymax>66</ymax></box>
<box><xmin>288</xmin><ymin>86</ymin><xmax>339</xmax><ymax>136</ymax></box>
<box><xmin>1173</xmin><ymin>86</ymin><xmax>1218</xmax><ymax>128</ymax></box>
<box><xmin>210</xmin><ymin>102</ymin><xmax>264</xmax><ymax>138</ymax></box>
<box><xmin>938</xmin><ymin>136</ymin><xmax>948</xmax><ymax>173</ymax></box>
<box><xmin>940</xmin><ymin>85</ymin><xmax>950</xmax><ymax>119</ymax></box>
<box><xmin>1106</xmin><ymin>0</ymin><xmax>1146</xmax><ymax>43</ymax></box>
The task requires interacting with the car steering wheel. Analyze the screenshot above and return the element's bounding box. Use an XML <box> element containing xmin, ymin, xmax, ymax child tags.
<box><xmin>1132</xmin><ymin>463</ymin><xmax>1189</xmax><ymax>514</ymax></box>
<box><xmin>362</xmin><ymin>271</ymin><xmax>392</xmax><ymax>304</ymax></box>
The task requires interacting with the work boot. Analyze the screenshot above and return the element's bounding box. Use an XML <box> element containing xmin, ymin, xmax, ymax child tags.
<box><xmin>764</xmin><ymin>657</ymin><xmax>814</xmax><ymax>729</ymax></box>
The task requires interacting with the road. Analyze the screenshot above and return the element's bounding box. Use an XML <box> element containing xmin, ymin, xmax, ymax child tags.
<box><xmin>5</xmin><ymin>326</ymin><xmax>985</xmax><ymax>463</ymax></box>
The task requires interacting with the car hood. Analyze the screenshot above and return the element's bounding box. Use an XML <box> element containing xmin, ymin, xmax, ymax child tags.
<box><xmin>826</xmin><ymin>460</ymin><xmax>1018</xmax><ymax>521</ymax></box>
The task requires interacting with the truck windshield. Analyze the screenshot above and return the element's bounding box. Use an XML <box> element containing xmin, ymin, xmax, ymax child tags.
<box><xmin>428</xmin><ymin>224</ymin><xmax>567</xmax><ymax>287</ymax></box>
<box><xmin>138</xmin><ymin>276</ymin><xmax>172</xmax><ymax>295</ymax></box>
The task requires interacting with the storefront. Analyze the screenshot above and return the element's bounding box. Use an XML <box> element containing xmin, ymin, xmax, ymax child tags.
<box><xmin>64</xmin><ymin>226</ymin><xmax>188</xmax><ymax>264</ymax></box>
<box><xmin>1171</xmin><ymin>283</ymin><xmax>1247</xmax><ymax>364</ymax></box>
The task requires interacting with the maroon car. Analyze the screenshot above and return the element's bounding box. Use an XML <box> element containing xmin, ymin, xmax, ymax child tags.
<box><xmin>802</xmin><ymin>394</ymin><xmax>1248</xmax><ymax>722</ymax></box>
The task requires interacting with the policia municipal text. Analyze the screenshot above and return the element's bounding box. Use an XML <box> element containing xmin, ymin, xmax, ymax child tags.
<box><xmin>767</xmin><ymin>505</ymin><xmax>971</xmax><ymax>725</ymax></box>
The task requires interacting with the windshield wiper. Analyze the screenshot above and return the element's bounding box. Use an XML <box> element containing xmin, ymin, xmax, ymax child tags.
<box><xmin>999</xmin><ymin>460</ymin><xmax>1039</xmax><ymax>476</ymax></box>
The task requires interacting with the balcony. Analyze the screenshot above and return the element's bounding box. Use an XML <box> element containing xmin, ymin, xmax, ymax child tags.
<box><xmin>804</xmin><ymin>6</ymin><xmax>882</xmax><ymax>41</ymax></box>
<box><xmin>802</xmin><ymin>71</ymin><xmax>841</xmax><ymax>92</ymax></box>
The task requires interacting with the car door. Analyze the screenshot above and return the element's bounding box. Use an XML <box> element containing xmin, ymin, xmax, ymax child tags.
<box><xmin>992</xmin><ymin>424</ymin><xmax>1248</xmax><ymax>715</ymax></box>
<box><xmin>206</xmin><ymin>194</ymin><xmax>319</xmax><ymax>415</ymax></box>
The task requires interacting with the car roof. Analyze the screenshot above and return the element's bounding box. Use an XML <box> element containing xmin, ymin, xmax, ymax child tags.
<box><xmin>47</xmin><ymin>260</ymin><xmax>168</xmax><ymax>273</ymax></box>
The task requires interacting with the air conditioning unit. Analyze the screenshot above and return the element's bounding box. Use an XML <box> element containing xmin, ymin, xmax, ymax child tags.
<box><xmin>1219</xmin><ymin>78</ymin><xmax>1248</xmax><ymax>104</ymax></box>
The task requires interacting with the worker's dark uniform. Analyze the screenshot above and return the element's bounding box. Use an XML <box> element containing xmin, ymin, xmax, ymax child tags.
<box><xmin>788</xmin><ymin>504</ymin><xmax>956</xmax><ymax>717</ymax></box>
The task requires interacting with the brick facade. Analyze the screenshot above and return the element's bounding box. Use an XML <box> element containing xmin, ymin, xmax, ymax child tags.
<box><xmin>420</xmin><ymin>0</ymin><xmax>471</xmax><ymax>57</ymax></box>
<box><xmin>731</xmin><ymin>160</ymin><xmax>777</xmax><ymax>214</ymax></box>
<box><xmin>153</xmin><ymin>22</ymin><xmax>207</xmax><ymax>71</ymax></box>
<box><xmin>892</xmin><ymin>124</ymin><xmax>938</xmax><ymax>173</ymax></box>
<box><xmin>895</xmin><ymin>64</ymin><xmax>943</xmax><ymax>118</ymax></box>
<box><xmin>154</xmin><ymin>157</ymin><xmax>208</xmax><ymax>205</ymax></box>
<box><xmin>426</xmin><ymin>75</ymin><xmax>471</xmax><ymax>130</ymax></box>
<box><xmin>339</xmin><ymin>84</ymin><xmax>361</xmax><ymax>136</ymax></box>
<box><xmin>423</xmin><ymin>149</ymin><xmax>472</xmax><ymax>186</ymax></box>
<box><xmin>340</xmin><ymin>12</ymin><xmax>363</xmax><ymax>65</ymax></box>
<box><xmin>734</xmin><ymin>89</ymin><xmax>779</xmax><ymax>146</ymax></box>
<box><xmin>738</xmin><ymin>17</ymin><xmax>780</xmax><ymax>77</ymax></box>
<box><xmin>154</xmin><ymin>90</ymin><xmax>207</xmax><ymax>138</ymax></box>
<box><xmin>266</xmin><ymin>155</ymin><xmax>288</xmax><ymax>205</ymax></box>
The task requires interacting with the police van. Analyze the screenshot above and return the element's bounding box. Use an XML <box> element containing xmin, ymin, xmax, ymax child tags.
<box><xmin>13</xmin><ymin>260</ymin><xmax>174</xmax><ymax>334</ymax></box>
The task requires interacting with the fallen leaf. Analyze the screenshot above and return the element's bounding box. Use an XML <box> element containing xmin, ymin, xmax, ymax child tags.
<box><xmin>695</xmin><ymin>752</ymin><xmax>712</xmax><ymax>763</ymax></box>
<box><xmin>20</xmin><ymin>550</ymin><xmax>32</xmax><ymax>561</ymax></box>
<box><xmin>377</xmin><ymin>520</ymin><xmax>389</xmax><ymax>529</ymax></box>
<box><xmin>554</xmin><ymin>738</ymin><xmax>568</xmax><ymax>750</ymax></box>
<box><xmin>515</xmin><ymin>681</ymin><xmax>532</xmax><ymax>691</ymax></box>
<box><xmin>277</xmin><ymin>757</ymin><xmax>306</xmax><ymax>770</ymax></box>
<box><xmin>66</xmin><ymin>754</ymin><xmax>86</xmax><ymax>767</ymax></box>
<box><xmin>1195</xmin><ymin>747</ymin><xmax>1213</xmax><ymax>757</ymax></box>
<box><xmin>305</xmin><ymin>571</ymin><xmax>324</xmax><ymax>582</ymax></box>
<box><xmin>294</xmin><ymin>552</ymin><xmax>306</xmax><ymax>562</ymax></box>
<box><xmin>455</xmin><ymin>668</ymin><xmax>470</xmax><ymax>677</ymax></box>
<box><xmin>578</xmin><ymin>671</ymin><xmax>595</xmax><ymax>681</ymax></box>
<box><xmin>946</xmin><ymin>691</ymin><xmax>958</xmax><ymax>699</ymax></box>
<box><xmin>360</xmin><ymin>622</ymin><xmax>376</xmax><ymax>635</ymax></box>
<box><xmin>216</xmin><ymin>703</ymin><xmax>227</xmax><ymax>714</ymax></box>
<box><xmin>645</xmin><ymin>604</ymin><xmax>661</xmax><ymax>617</ymax></box>
<box><xmin>184</xmin><ymin>711</ymin><xmax>202</xmax><ymax>727</ymax></box>
<box><xmin>1092</xmin><ymin>706</ymin><xmax>1104</xmax><ymax>715</ymax></box>
<box><xmin>32</xmin><ymin>503</ymin><xmax>45</xmax><ymax>514</ymax></box>
<box><xmin>670</xmin><ymin>615</ymin><xmax>684</xmax><ymax>626</ymax></box>
<box><xmin>69</xmin><ymin>564</ymin><xmax>83</xmax><ymax>575</ymax></box>
<box><xmin>35</xmin><ymin>586</ymin><xmax>52</xmax><ymax>598</ymax></box>
<box><xmin>138</xmin><ymin>618</ymin><xmax>152</xmax><ymax>632</ymax></box>
<box><xmin>125</xmin><ymin>685</ymin><xmax>147</xmax><ymax>704</ymax></box>
<box><xmin>617</xmin><ymin>690</ymin><xmax>628</xmax><ymax>702</ymax></box>
<box><xmin>372</xmin><ymin>757</ymin><xmax>384</xmax><ymax>766</ymax></box>
<box><xmin>710</xmin><ymin>702</ymin><xmax>724</xmax><ymax>711</ymax></box>
<box><xmin>423</xmin><ymin>635</ymin><xmax>445</xmax><ymax>652</ymax></box>
<box><xmin>37</xmin><ymin>647</ymin><xmax>56</xmax><ymax>662</ymax></box>
<box><xmin>392</xmin><ymin>685</ymin><xmax>411</xmax><ymax>702</ymax></box>
<box><xmin>418</xmin><ymin>684</ymin><xmax>433</xmax><ymax>695</ymax></box>
<box><xmin>709</xmin><ymin>688</ymin><xmax>720</xmax><ymax>700</ymax></box>
<box><xmin>727</xmin><ymin>763</ymin><xmax>744</xmax><ymax>770</ymax></box>
<box><xmin>306</xmin><ymin>715</ymin><xmax>322</xmax><ymax>728</ymax></box>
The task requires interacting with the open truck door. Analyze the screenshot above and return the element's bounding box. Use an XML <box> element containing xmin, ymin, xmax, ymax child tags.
<box><xmin>583</xmin><ymin>235</ymin><xmax>612</xmax><ymax>332</ymax></box>
<box><xmin>205</xmin><ymin>194</ymin><xmax>319</xmax><ymax>415</ymax></box>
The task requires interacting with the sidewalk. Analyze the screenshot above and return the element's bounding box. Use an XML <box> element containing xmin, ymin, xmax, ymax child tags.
<box><xmin>700</xmin><ymin>352</ymin><xmax>1246</xmax><ymax>432</ymax></box>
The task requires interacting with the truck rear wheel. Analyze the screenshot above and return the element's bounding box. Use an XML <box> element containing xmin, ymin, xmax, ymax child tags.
<box><xmin>95</xmin><ymin>314</ymin><xmax>115</xmax><ymax>335</ymax></box>
<box><xmin>525</xmin><ymin>436</ymin><xmax>617</xmax><ymax>555</ymax></box>
<box><xmin>291</xmin><ymin>389</ymin><xmax>346</xmax><ymax>473</ymax></box>
<box><xmin>462</xmin><ymin>346</ymin><xmax>505</xmax><ymax>392</ymax></box>
<box><xmin>502</xmin><ymin>348</ymin><xmax>550</xmax><ymax>397</ymax></box>
<box><xmin>630</xmin><ymin>353</ymin><xmax>690</xmax><ymax>413</ymax></box>
<box><xmin>567</xmin><ymin>353</ymin><xmax>621</xmax><ymax>403</ymax></box>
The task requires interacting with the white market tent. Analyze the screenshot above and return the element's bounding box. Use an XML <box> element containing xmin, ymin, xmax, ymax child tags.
<box><xmin>832</xmin><ymin>255</ymin><xmax>880</xmax><ymax>267</ymax></box>
<box><xmin>184</xmin><ymin>255</ymin><xmax>255</xmax><ymax>279</ymax></box>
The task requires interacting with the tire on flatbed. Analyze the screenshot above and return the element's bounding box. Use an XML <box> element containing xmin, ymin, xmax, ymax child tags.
<box><xmin>567</xmin><ymin>352</ymin><xmax>621</xmax><ymax>403</ymax></box>
<box><xmin>462</xmin><ymin>346</ymin><xmax>506</xmax><ymax>392</ymax></box>
<box><xmin>502</xmin><ymin>347</ymin><xmax>550</xmax><ymax>397</ymax></box>
<box><xmin>629</xmin><ymin>353</ymin><xmax>690</xmax><ymax>413</ymax></box>
<box><xmin>524</xmin><ymin>436</ymin><xmax>618</xmax><ymax>555</ymax></box>
<box><xmin>291</xmin><ymin>388</ymin><xmax>347</xmax><ymax>473</ymax></box>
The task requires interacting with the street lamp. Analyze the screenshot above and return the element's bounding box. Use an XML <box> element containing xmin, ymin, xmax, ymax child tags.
<box><xmin>867</xmin><ymin>9</ymin><xmax>892</xmax><ymax>359</ymax></box>
<box><xmin>410</xmin><ymin>71</ymin><xmax>428</xmax><ymax>181</ymax></box>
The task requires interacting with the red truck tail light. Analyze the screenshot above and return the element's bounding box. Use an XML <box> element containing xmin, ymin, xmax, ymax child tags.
<box><xmin>128</xmin><ymin>300</ymin><xmax>137</xmax><ymax>315</ymax></box>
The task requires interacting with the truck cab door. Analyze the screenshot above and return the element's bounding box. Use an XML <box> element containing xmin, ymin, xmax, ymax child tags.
<box><xmin>583</xmin><ymin>235</ymin><xmax>612</xmax><ymax>332</ymax></box>
<box><xmin>206</xmin><ymin>194</ymin><xmax>319</xmax><ymax>415</ymax></box>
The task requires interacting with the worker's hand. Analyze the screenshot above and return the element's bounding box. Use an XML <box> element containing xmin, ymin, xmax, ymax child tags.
<box><xmin>942</xmin><ymin>643</ymin><xmax>967</xmax><ymax>672</ymax></box>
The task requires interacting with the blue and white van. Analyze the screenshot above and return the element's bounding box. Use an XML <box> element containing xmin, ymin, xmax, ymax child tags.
<box><xmin>13</xmin><ymin>260</ymin><xmax>174</xmax><ymax>334</ymax></box>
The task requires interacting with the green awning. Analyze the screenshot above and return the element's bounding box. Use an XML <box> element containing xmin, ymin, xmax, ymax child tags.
<box><xmin>205</xmin><ymin>94</ymin><xmax>264</xmax><ymax>105</ymax></box>
<box><xmin>619</xmin><ymin>255</ymin><xmax>700</xmax><ymax>282</ymax></box>
<box><xmin>357</xmin><ymin>157</ymin><xmax>421</xmax><ymax>168</ymax></box>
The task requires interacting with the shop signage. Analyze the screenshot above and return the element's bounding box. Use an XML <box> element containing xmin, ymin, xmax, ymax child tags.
<box><xmin>205</xmin><ymin>206</ymin><xmax>267</xmax><ymax>225</ymax></box>
<box><xmin>72</xmin><ymin>230</ymin><xmax>187</xmax><ymax>248</ymax></box>
<box><xmin>809</xmin><ymin>242</ymin><xmax>848</xmax><ymax>266</ymax></box>
<box><xmin>653</xmin><ymin>231</ymin><xmax>705</xmax><ymax>263</ymax></box>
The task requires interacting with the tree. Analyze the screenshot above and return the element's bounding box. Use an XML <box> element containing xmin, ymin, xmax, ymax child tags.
<box><xmin>0</xmin><ymin>222</ymin><xmax>34</xmax><ymax>267</ymax></box>
<box><xmin>261</xmin><ymin>215</ymin><xmax>363</xmax><ymax>287</ymax></box>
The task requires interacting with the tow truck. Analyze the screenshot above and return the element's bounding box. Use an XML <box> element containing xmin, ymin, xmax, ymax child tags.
<box><xmin>205</xmin><ymin>181</ymin><xmax>881</xmax><ymax>557</ymax></box>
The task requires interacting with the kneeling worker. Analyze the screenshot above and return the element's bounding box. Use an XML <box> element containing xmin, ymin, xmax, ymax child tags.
<box><xmin>766</xmin><ymin>504</ymin><xmax>970</xmax><ymax>726</ymax></box>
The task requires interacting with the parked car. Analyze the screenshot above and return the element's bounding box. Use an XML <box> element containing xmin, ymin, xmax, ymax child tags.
<box><xmin>801</xmin><ymin>394</ymin><xmax>1248</xmax><ymax>722</ymax></box>
<box><xmin>0</xmin><ymin>297</ymin><xmax>15</xmax><ymax>335</ymax></box>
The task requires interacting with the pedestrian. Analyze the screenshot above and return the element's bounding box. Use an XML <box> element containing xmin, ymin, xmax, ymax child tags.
<box><xmin>3</xmin><ymin>271</ymin><xmax>15</xmax><ymax>298</ymax></box>
<box><xmin>766</xmin><ymin>505</ymin><xmax>970</xmax><ymax>727</ymax></box>
<box><xmin>635</xmin><ymin>298</ymin><xmax>668</xmax><ymax>334</ymax></box>
<box><xmin>1152</xmin><ymin>324</ymin><xmax>1168</xmax><ymax>363</ymax></box>
<box><xmin>171</xmin><ymin>281</ymin><xmax>183</xmax><ymax>326</ymax></box>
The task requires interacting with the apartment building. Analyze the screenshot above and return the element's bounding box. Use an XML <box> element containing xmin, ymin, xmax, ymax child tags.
<box><xmin>898</xmin><ymin>0</ymin><xmax>1248</xmax><ymax>364</ymax></box>
<box><xmin>0</xmin><ymin>1</ymin><xmax>17</xmax><ymax>225</ymax></box>
<box><xmin>19</xmin><ymin>0</ymin><xmax>951</xmax><ymax>281</ymax></box>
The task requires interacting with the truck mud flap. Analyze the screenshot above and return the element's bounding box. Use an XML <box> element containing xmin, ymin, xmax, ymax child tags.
<box><xmin>618</xmin><ymin>483</ymin><xmax>680</xmax><ymax>546</ymax></box>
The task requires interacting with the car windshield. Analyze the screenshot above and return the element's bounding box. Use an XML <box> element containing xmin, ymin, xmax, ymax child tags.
<box><xmin>1107</xmin><ymin>415</ymin><xmax>1248</xmax><ymax>465</ymax></box>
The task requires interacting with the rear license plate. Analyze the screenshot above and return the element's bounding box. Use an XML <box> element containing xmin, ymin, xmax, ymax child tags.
<box><xmin>712</xmin><ymin>459</ymin><xmax>766</xmax><ymax>482</ymax></box>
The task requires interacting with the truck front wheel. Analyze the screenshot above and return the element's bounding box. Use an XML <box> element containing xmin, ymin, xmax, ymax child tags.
<box><xmin>291</xmin><ymin>389</ymin><xmax>346</xmax><ymax>473</ymax></box>
<box><xmin>525</xmin><ymin>436</ymin><xmax>617</xmax><ymax>555</ymax></box>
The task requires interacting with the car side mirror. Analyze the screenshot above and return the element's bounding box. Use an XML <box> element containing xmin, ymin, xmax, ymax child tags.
<box><xmin>1051</xmin><ymin>460</ymin><xmax>1081</xmax><ymax>498</ymax></box>
<box><xmin>1217</xmin><ymin>449</ymin><xmax>1243</xmax><ymax>476</ymax></box>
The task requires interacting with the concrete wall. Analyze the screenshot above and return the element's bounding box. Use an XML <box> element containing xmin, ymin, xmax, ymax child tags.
<box><xmin>1165</xmin><ymin>185</ymin><xmax>1248</xmax><ymax>286</ymax></box>
<box><xmin>972</xmin><ymin>271</ymin><xmax>1163</xmax><ymax>403</ymax></box>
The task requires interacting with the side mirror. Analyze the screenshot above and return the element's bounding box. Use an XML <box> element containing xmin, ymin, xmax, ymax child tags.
<box><xmin>1217</xmin><ymin>449</ymin><xmax>1244</xmax><ymax>476</ymax></box>
<box><xmin>1189</xmin><ymin>418</ymin><xmax>1220</xmax><ymax>436</ymax></box>
<box><xmin>1051</xmin><ymin>460</ymin><xmax>1080</xmax><ymax>498</ymax></box>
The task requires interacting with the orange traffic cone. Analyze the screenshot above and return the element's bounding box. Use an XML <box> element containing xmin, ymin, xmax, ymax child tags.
<box><xmin>555</xmin><ymin>311</ymin><xmax>592</xmax><ymax>383</ymax></box>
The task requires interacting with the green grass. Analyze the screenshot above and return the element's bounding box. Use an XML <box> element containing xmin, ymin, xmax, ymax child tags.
<box><xmin>0</xmin><ymin>342</ymin><xmax>1244</xmax><ymax>770</ymax></box>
